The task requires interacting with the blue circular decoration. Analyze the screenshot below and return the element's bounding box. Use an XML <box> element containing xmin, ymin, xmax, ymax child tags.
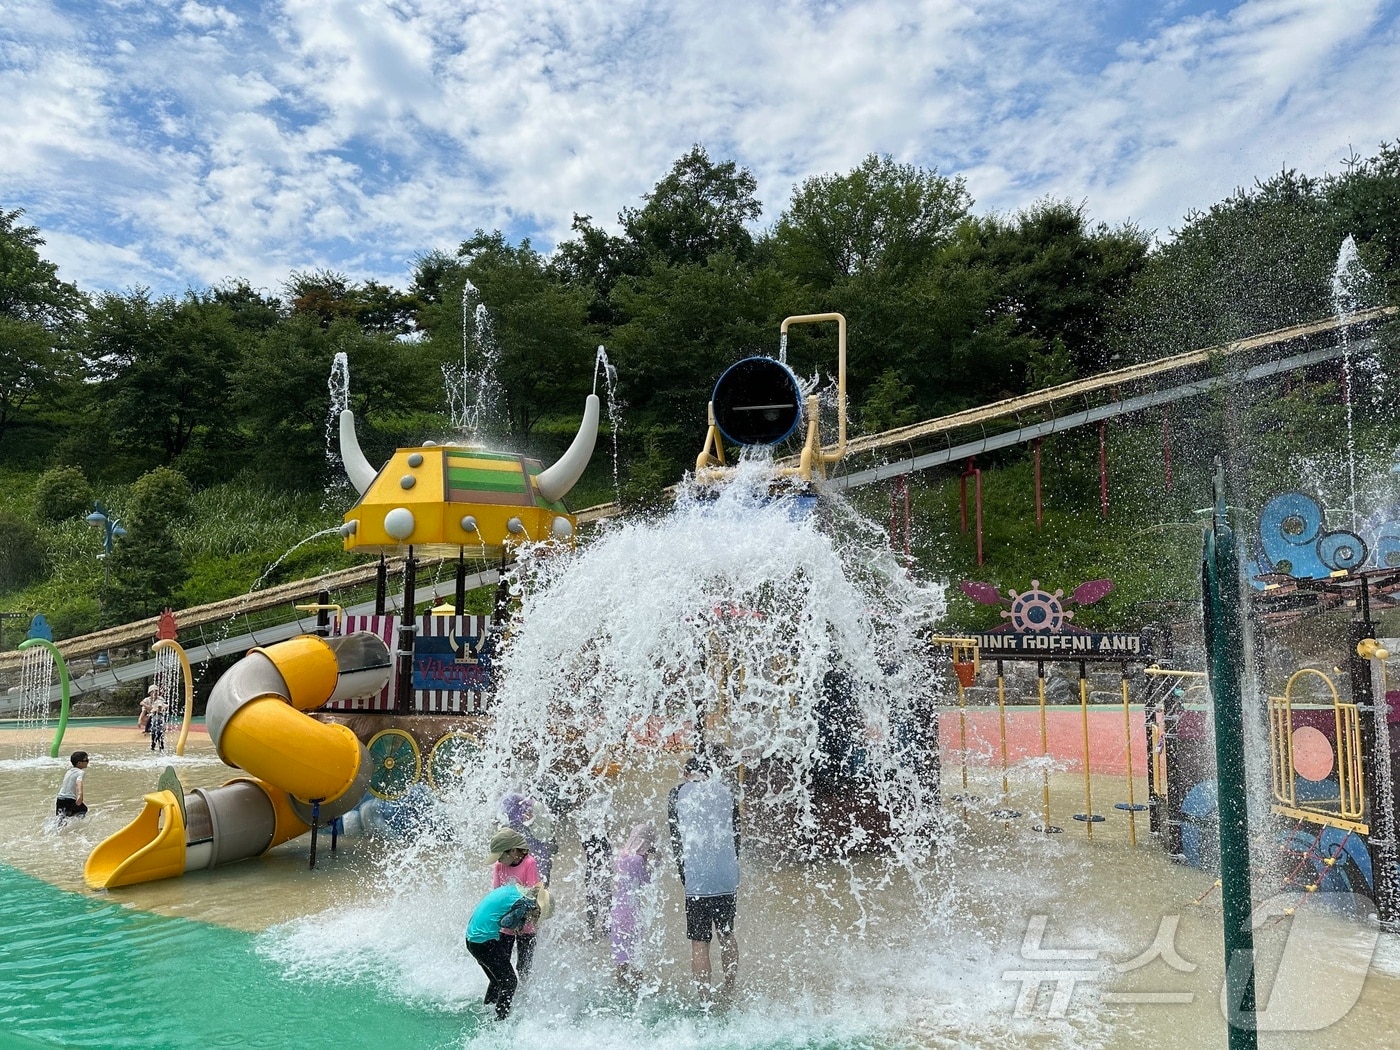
<box><xmin>1257</xmin><ymin>492</ymin><xmax>1327</xmax><ymax>578</ymax></box>
<box><xmin>1318</xmin><ymin>530</ymin><xmax>1368</xmax><ymax>571</ymax></box>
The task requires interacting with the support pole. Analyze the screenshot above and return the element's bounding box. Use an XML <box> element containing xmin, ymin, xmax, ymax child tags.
<box><xmin>960</xmin><ymin>458</ymin><xmax>984</xmax><ymax>566</ymax></box>
<box><xmin>375</xmin><ymin>554</ymin><xmax>387</xmax><ymax>616</ymax></box>
<box><xmin>1118</xmin><ymin>672</ymin><xmax>1143</xmax><ymax>846</ymax></box>
<box><xmin>455</xmin><ymin>549</ymin><xmax>468</xmax><ymax>616</ymax></box>
<box><xmin>309</xmin><ymin>798</ymin><xmax>323</xmax><ymax>870</ymax></box>
<box><xmin>955</xmin><ymin>676</ymin><xmax>971</xmax><ymax>803</ymax></box>
<box><xmin>1033</xmin><ymin>663</ymin><xmax>1061</xmax><ymax>834</ymax></box>
<box><xmin>1073</xmin><ymin>663</ymin><xmax>1103</xmax><ymax>836</ymax></box>
<box><xmin>1202</xmin><ymin>458</ymin><xmax>1257</xmax><ymax>1049</ymax></box>
<box><xmin>395</xmin><ymin>547</ymin><xmax>417</xmax><ymax>714</ymax></box>
<box><xmin>1353</xmin><ymin>622</ymin><xmax>1400</xmax><ymax>928</ymax></box>
<box><xmin>992</xmin><ymin>664</ymin><xmax>1021</xmax><ymax>820</ymax></box>
<box><xmin>315</xmin><ymin>589</ymin><xmax>330</xmax><ymax>636</ymax></box>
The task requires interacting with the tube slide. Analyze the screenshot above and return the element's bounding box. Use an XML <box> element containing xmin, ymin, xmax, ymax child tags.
<box><xmin>85</xmin><ymin>632</ymin><xmax>391</xmax><ymax>890</ymax></box>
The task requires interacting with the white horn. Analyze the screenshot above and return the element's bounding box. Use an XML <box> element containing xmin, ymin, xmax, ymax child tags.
<box><xmin>339</xmin><ymin>409</ymin><xmax>380</xmax><ymax>495</ymax></box>
<box><xmin>536</xmin><ymin>394</ymin><xmax>600</xmax><ymax>503</ymax></box>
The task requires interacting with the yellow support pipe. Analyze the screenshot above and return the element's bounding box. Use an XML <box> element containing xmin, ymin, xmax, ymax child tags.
<box><xmin>1034</xmin><ymin>672</ymin><xmax>1060</xmax><ymax>834</ymax></box>
<box><xmin>956</xmin><ymin>678</ymin><xmax>970</xmax><ymax>801</ymax></box>
<box><xmin>781</xmin><ymin>313</ymin><xmax>847</xmax><ymax>474</ymax></box>
<box><xmin>1121</xmin><ymin>676</ymin><xmax>1138</xmax><ymax>847</ymax></box>
<box><xmin>152</xmin><ymin>639</ymin><xmax>195</xmax><ymax>756</ymax></box>
<box><xmin>998</xmin><ymin>673</ymin><xmax>1012</xmax><ymax>799</ymax></box>
<box><xmin>1076</xmin><ymin>673</ymin><xmax>1098</xmax><ymax>838</ymax></box>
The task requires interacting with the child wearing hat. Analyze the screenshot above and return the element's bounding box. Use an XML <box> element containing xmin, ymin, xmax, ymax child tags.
<box><xmin>464</xmin><ymin>872</ymin><xmax>551</xmax><ymax>1020</ymax></box>
<box><xmin>489</xmin><ymin>826</ymin><xmax>542</xmax><ymax>978</ymax></box>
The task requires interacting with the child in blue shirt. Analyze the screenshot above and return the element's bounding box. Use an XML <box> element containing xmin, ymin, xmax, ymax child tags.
<box><xmin>465</xmin><ymin>883</ymin><xmax>546</xmax><ymax>1019</ymax></box>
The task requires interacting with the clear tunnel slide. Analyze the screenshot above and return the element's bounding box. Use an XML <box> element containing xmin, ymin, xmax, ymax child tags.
<box><xmin>84</xmin><ymin>632</ymin><xmax>391</xmax><ymax>890</ymax></box>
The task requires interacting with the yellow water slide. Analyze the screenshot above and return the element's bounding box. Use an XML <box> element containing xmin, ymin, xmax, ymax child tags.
<box><xmin>85</xmin><ymin>632</ymin><xmax>391</xmax><ymax>889</ymax></box>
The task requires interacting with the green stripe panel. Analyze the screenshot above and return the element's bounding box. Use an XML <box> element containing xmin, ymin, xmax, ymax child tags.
<box><xmin>447</xmin><ymin>468</ymin><xmax>529</xmax><ymax>493</ymax></box>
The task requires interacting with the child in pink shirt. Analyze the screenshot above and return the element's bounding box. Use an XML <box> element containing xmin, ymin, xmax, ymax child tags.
<box><xmin>489</xmin><ymin>827</ymin><xmax>542</xmax><ymax>978</ymax></box>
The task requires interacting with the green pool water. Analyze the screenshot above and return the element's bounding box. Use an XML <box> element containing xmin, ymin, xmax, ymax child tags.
<box><xmin>0</xmin><ymin>863</ymin><xmax>474</xmax><ymax>1050</ymax></box>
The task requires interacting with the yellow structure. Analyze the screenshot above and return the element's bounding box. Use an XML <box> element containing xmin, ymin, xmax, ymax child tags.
<box><xmin>338</xmin><ymin>395</ymin><xmax>600</xmax><ymax>559</ymax></box>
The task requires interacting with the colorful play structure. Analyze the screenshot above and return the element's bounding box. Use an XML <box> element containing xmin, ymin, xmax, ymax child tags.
<box><xmin>37</xmin><ymin>304</ymin><xmax>1400</xmax><ymax>923</ymax></box>
<box><xmin>80</xmin><ymin>389</ymin><xmax>604</xmax><ymax>888</ymax></box>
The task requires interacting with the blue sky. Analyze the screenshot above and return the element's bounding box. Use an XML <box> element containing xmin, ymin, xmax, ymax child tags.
<box><xmin>3</xmin><ymin>0</ymin><xmax>1398</xmax><ymax>298</ymax></box>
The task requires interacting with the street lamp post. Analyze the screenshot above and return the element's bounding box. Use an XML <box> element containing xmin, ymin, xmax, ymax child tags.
<box><xmin>86</xmin><ymin>502</ymin><xmax>127</xmax><ymax>649</ymax></box>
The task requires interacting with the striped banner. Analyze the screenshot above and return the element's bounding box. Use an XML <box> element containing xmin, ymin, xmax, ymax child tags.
<box><xmin>324</xmin><ymin>615</ymin><xmax>495</xmax><ymax>713</ymax></box>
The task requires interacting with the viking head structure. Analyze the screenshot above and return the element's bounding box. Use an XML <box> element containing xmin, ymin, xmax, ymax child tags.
<box><xmin>338</xmin><ymin>395</ymin><xmax>600</xmax><ymax>559</ymax></box>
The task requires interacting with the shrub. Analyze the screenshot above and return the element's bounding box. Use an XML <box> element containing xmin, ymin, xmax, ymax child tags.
<box><xmin>0</xmin><ymin>510</ymin><xmax>46</xmax><ymax>590</ymax></box>
<box><xmin>33</xmin><ymin>466</ymin><xmax>93</xmax><ymax>523</ymax></box>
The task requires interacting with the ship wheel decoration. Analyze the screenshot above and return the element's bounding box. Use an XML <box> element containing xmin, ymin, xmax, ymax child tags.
<box><xmin>960</xmin><ymin>578</ymin><xmax>1113</xmax><ymax>632</ymax></box>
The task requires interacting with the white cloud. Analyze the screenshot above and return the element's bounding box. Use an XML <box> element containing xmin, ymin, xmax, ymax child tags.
<box><xmin>4</xmin><ymin>0</ymin><xmax>1400</xmax><ymax>293</ymax></box>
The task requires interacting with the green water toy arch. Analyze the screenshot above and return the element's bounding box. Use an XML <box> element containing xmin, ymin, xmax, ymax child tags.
<box><xmin>18</xmin><ymin>638</ymin><xmax>72</xmax><ymax>758</ymax></box>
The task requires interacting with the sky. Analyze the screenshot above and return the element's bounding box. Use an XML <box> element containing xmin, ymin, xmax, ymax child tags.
<box><xmin>3</xmin><ymin>0</ymin><xmax>1399</xmax><ymax>299</ymax></box>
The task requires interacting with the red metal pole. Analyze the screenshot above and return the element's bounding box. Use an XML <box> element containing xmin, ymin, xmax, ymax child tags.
<box><xmin>1098</xmin><ymin>421</ymin><xmax>1109</xmax><ymax>519</ymax></box>
<box><xmin>963</xmin><ymin>458</ymin><xmax>984</xmax><ymax>565</ymax></box>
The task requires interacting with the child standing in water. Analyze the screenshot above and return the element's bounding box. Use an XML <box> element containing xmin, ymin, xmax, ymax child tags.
<box><xmin>488</xmin><ymin>827</ymin><xmax>541</xmax><ymax>979</ymax></box>
<box><xmin>55</xmin><ymin>751</ymin><xmax>89</xmax><ymax>820</ymax></box>
<box><xmin>464</xmin><ymin>882</ymin><xmax>547</xmax><ymax>1020</ymax></box>
<box><xmin>610</xmin><ymin>821</ymin><xmax>657</xmax><ymax>992</ymax></box>
<box><xmin>148</xmin><ymin>690</ymin><xmax>168</xmax><ymax>752</ymax></box>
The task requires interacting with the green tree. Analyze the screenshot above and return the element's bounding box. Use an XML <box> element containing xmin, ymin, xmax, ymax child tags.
<box><xmin>454</xmin><ymin>231</ymin><xmax>594</xmax><ymax>437</ymax></box>
<box><xmin>33</xmin><ymin>465</ymin><xmax>93</xmax><ymax>523</ymax></box>
<box><xmin>1115</xmin><ymin>169</ymin><xmax>1341</xmax><ymax>362</ymax></box>
<box><xmin>620</xmin><ymin>145</ymin><xmax>762</xmax><ymax>267</ymax></box>
<box><xmin>771</xmin><ymin>154</ymin><xmax>972</xmax><ymax>287</ymax></box>
<box><xmin>0</xmin><ymin>208</ymin><xmax>85</xmax><ymax>446</ymax></box>
<box><xmin>0</xmin><ymin>508</ymin><xmax>45</xmax><ymax>591</ymax></box>
<box><xmin>84</xmin><ymin>290</ymin><xmax>241</xmax><ymax>470</ymax></box>
<box><xmin>103</xmin><ymin>467</ymin><xmax>191</xmax><ymax>624</ymax></box>
<box><xmin>949</xmin><ymin>200</ymin><xmax>1149</xmax><ymax>377</ymax></box>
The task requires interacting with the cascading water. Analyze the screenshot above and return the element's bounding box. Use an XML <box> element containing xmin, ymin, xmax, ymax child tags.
<box><xmin>593</xmin><ymin>345</ymin><xmax>623</xmax><ymax>504</ymax></box>
<box><xmin>1331</xmin><ymin>235</ymin><xmax>1385</xmax><ymax>529</ymax></box>
<box><xmin>325</xmin><ymin>351</ymin><xmax>353</xmax><ymax>509</ymax></box>
<box><xmin>445</xmin><ymin>282</ymin><xmax>507</xmax><ymax>445</ymax></box>
<box><xmin>16</xmin><ymin>647</ymin><xmax>54</xmax><ymax>760</ymax></box>
<box><xmin>261</xmin><ymin>458</ymin><xmax>1102</xmax><ymax>1041</ymax></box>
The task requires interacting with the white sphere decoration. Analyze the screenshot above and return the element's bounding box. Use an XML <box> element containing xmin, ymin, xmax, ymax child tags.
<box><xmin>460</xmin><ymin>515</ymin><xmax>478</xmax><ymax>533</ymax></box>
<box><xmin>340</xmin><ymin>519</ymin><xmax>358</xmax><ymax>537</ymax></box>
<box><xmin>551</xmin><ymin>516</ymin><xmax>573</xmax><ymax>540</ymax></box>
<box><xmin>383</xmin><ymin>507</ymin><xmax>415</xmax><ymax>540</ymax></box>
<box><xmin>400</xmin><ymin>475</ymin><xmax>416</xmax><ymax>489</ymax></box>
<box><xmin>407</xmin><ymin>452</ymin><xmax>424</xmax><ymax>467</ymax></box>
<box><xmin>506</xmin><ymin>517</ymin><xmax>525</xmax><ymax>534</ymax></box>
<box><xmin>422</xmin><ymin>440</ymin><xmax>437</xmax><ymax>447</ymax></box>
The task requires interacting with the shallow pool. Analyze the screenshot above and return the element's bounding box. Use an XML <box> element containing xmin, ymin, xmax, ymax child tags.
<box><xmin>7</xmin><ymin>726</ymin><xmax>1400</xmax><ymax>1049</ymax></box>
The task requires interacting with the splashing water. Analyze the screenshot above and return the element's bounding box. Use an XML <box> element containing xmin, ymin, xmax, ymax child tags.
<box><xmin>594</xmin><ymin>345</ymin><xmax>624</xmax><ymax>504</ymax></box>
<box><xmin>1331</xmin><ymin>235</ymin><xmax>1385</xmax><ymax>530</ymax></box>
<box><xmin>16</xmin><ymin>647</ymin><xmax>54</xmax><ymax>759</ymax></box>
<box><xmin>263</xmin><ymin>458</ymin><xmax>1032</xmax><ymax>1041</ymax></box>
<box><xmin>324</xmin><ymin>351</ymin><xmax>354</xmax><ymax>509</ymax></box>
<box><xmin>445</xmin><ymin>282</ymin><xmax>507</xmax><ymax>445</ymax></box>
<box><xmin>249</xmin><ymin>527</ymin><xmax>346</xmax><ymax>594</ymax></box>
